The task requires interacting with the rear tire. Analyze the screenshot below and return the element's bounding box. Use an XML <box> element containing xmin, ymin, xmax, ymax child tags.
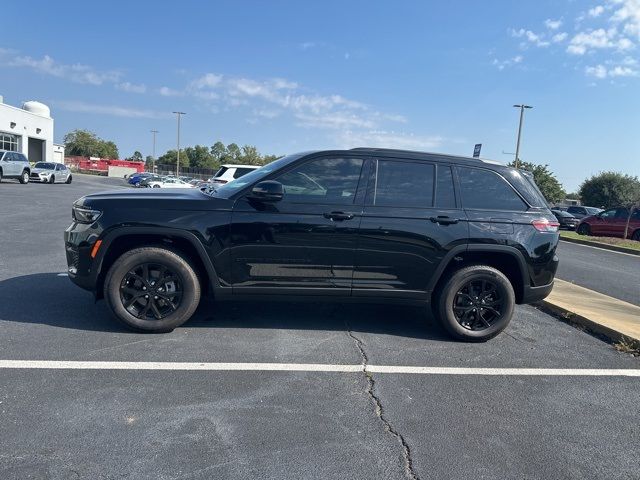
<box><xmin>434</xmin><ymin>265</ymin><xmax>515</xmax><ymax>342</ymax></box>
<box><xmin>0</xmin><ymin>169</ymin><xmax>3</xmax><ymax>183</ymax></box>
<box><xmin>632</xmin><ymin>230</ymin><xmax>640</xmax><ymax>241</ymax></box>
<box><xmin>19</xmin><ymin>171</ymin><xmax>29</xmax><ymax>184</ymax></box>
<box><xmin>152</xmin><ymin>184</ymin><xmax>160</xmax><ymax>188</ymax></box>
<box><xmin>104</xmin><ymin>247</ymin><xmax>201</xmax><ymax>332</ymax></box>
<box><xmin>577</xmin><ymin>223</ymin><xmax>590</xmax><ymax>236</ymax></box>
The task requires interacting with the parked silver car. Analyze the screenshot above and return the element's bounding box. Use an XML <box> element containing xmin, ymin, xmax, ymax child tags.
<box><xmin>30</xmin><ymin>162</ymin><xmax>73</xmax><ymax>184</ymax></box>
<box><xmin>0</xmin><ymin>150</ymin><xmax>30</xmax><ymax>184</ymax></box>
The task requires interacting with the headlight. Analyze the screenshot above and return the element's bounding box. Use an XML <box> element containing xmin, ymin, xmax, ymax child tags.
<box><xmin>72</xmin><ymin>206</ymin><xmax>102</xmax><ymax>224</ymax></box>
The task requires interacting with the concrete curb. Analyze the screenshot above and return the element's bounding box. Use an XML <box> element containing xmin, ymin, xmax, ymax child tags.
<box><xmin>560</xmin><ymin>236</ymin><xmax>639</xmax><ymax>255</ymax></box>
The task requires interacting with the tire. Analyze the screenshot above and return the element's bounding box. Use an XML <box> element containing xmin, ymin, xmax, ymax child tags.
<box><xmin>19</xmin><ymin>170</ymin><xmax>29</xmax><ymax>184</ymax></box>
<box><xmin>577</xmin><ymin>223</ymin><xmax>590</xmax><ymax>236</ymax></box>
<box><xmin>49</xmin><ymin>175</ymin><xmax>55</xmax><ymax>184</ymax></box>
<box><xmin>152</xmin><ymin>184</ymin><xmax>160</xmax><ymax>188</ymax></box>
<box><xmin>434</xmin><ymin>265</ymin><xmax>515</xmax><ymax>342</ymax></box>
<box><xmin>0</xmin><ymin>169</ymin><xmax>3</xmax><ymax>183</ymax></box>
<box><xmin>103</xmin><ymin>247</ymin><xmax>201</xmax><ymax>332</ymax></box>
<box><xmin>632</xmin><ymin>230</ymin><xmax>640</xmax><ymax>242</ymax></box>
<box><xmin>135</xmin><ymin>182</ymin><xmax>140</xmax><ymax>187</ymax></box>
<box><xmin>66</xmin><ymin>175</ymin><xmax>73</xmax><ymax>184</ymax></box>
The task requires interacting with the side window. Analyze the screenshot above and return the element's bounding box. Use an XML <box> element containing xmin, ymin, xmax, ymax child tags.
<box><xmin>615</xmin><ymin>208</ymin><xmax>629</xmax><ymax>219</ymax></box>
<box><xmin>55</xmin><ymin>164</ymin><xmax>62</xmax><ymax>171</ymax></box>
<box><xmin>599</xmin><ymin>209</ymin><xmax>617</xmax><ymax>219</ymax></box>
<box><xmin>632</xmin><ymin>209</ymin><xmax>640</xmax><ymax>220</ymax></box>
<box><xmin>233</xmin><ymin>168</ymin><xmax>253</xmax><ymax>179</ymax></box>
<box><xmin>374</xmin><ymin>160</ymin><xmax>434</xmax><ymax>207</ymax></box>
<box><xmin>458</xmin><ymin>167</ymin><xmax>527</xmax><ymax>211</ymax></box>
<box><xmin>275</xmin><ymin>157</ymin><xmax>364</xmax><ymax>204</ymax></box>
<box><xmin>435</xmin><ymin>165</ymin><xmax>456</xmax><ymax>208</ymax></box>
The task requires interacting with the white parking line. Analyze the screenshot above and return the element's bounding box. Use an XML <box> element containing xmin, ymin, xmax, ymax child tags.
<box><xmin>0</xmin><ymin>360</ymin><xmax>638</xmax><ymax>376</ymax></box>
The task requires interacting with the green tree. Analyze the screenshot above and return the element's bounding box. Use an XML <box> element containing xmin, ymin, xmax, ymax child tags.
<box><xmin>185</xmin><ymin>145</ymin><xmax>216</xmax><ymax>169</ymax></box>
<box><xmin>578</xmin><ymin>172</ymin><xmax>640</xmax><ymax>209</ymax></box>
<box><xmin>210</xmin><ymin>141</ymin><xmax>227</xmax><ymax>162</ymax></box>
<box><xmin>64</xmin><ymin>129</ymin><xmax>119</xmax><ymax>159</ymax></box>
<box><xmin>565</xmin><ymin>192</ymin><xmax>580</xmax><ymax>200</ymax></box>
<box><xmin>157</xmin><ymin>149</ymin><xmax>190</xmax><ymax>167</ymax></box>
<box><xmin>226</xmin><ymin>143</ymin><xmax>241</xmax><ymax>162</ymax></box>
<box><xmin>240</xmin><ymin>145</ymin><xmax>261</xmax><ymax>165</ymax></box>
<box><xmin>508</xmin><ymin>160</ymin><xmax>565</xmax><ymax>204</ymax></box>
<box><xmin>128</xmin><ymin>151</ymin><xmax>143</xmax><ymax>162</ymax></box>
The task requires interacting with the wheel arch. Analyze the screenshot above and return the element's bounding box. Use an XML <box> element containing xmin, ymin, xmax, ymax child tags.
<box><xmin>429</xmin><ymin>245</ymin><xmax>528</xmax><ymax>304</ymax></box>
<box><xmin>94</xmin><ymin>227</ymin><xmax>219</xmax><ymax>300</ymax></box>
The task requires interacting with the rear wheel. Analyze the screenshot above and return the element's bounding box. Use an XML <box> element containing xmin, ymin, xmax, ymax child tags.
<box><xmin>577</xmin><ymin>223</ymin><xmax>590</xmax><ymax>235</ymax></box>
<box><xmin>0</xmin><ymin>169</ymin><xmax>3</xmax><ymax>183</ymax></box>
<box><xmin>104</xmin><ymin>247</ymin><xmax>201</xmax><ymax>332</ymax></box>
<box><xmin>632</xmin><ymin>230</ymin><xmax>640</xmax><ymax>241</ymax></box>
<box><xmin>152</xmin><ymin>184</ymin><xmax>160</xmax><ymax>188</ymax></box>
<box><xmin>19</xmin><ymin>171</ymin><xmax>29</xmax><ymax>184</ymax></box>
<box><xmin>434</xmin><ymin>265</ymin><xmax>515</xmax><ymax>342</ymax></box>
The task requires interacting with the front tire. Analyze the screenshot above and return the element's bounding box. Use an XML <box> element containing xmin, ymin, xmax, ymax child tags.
<box><xmin>19</xmin><ymin>171</ymin><xmax>29</xmax><ymax>184</ymax></box>
<box><xmin>49</xmin><ymin>175</ymin><xmax>55</xmax><ymax>184</ymax></box>
<box><xmin>434</xmin><ymin>265</ymin><xmax>515</xmax><ymax>342</ymax></box>
<box><xmin>152</xmin><ymin>184</ymin><xmax>160</xmax><ymax>188</ymax></box>
<box><xmin>66</xmin><ymin>175</ymin><xmax>73</xmax><ymax>184</ymax></box>
<box><xmin>577</xmin><ymin>223</ymin><xmax>590</xmax><ymax>236</ymax></box>
<box><xmin>104</xmin><ymin>247</ymin><xmax>201</xmax><ymax>332</ymax></box>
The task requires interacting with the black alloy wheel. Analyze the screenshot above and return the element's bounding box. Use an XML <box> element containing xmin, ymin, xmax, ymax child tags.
<box><xmin>119</xmin><ymin>263</ymin><xmax>183</xmax><ymax>320</ymax></box>
<box><xmin>452</xmin><ymin>279</ymin><xmax>504</xmax><ymax>331</ymax></box>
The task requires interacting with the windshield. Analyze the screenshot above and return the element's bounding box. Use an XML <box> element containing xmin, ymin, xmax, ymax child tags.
<box><xmin>34</xmin><ymin>162</ymin><xmax>55</xmax><ymax>169</ymax></box>
<box><xmin>206</xmin><ymin>154</ymin><xmax>303</xmax><ymax>197</ymax></box>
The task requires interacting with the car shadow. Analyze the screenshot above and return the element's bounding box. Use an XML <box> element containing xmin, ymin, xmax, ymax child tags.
<box><xmin>0</xmin><ymin>273</ymin><xmax>451</xmax><ymax>341</ymax></box>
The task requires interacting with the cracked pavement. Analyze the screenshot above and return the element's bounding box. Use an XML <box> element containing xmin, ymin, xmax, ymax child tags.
<box><xmin>1</xmin><ymin>175</ymin><xmax>638</xmax><ymax>480</ymax></box>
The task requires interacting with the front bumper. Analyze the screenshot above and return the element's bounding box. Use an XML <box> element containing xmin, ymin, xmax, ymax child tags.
<box><xmin>64</xmin><ymin>223</ymin><xmax>101</xmax><ymax>292</ymax></box>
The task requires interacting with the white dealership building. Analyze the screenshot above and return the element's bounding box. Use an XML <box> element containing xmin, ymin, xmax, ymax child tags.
<box><xmin>0</xmin><ymin>96</ymin><xmax>64</xmax><ymax>163</ymax></box>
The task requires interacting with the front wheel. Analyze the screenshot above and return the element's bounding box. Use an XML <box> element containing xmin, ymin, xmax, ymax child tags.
<box><xmin>19</xmin><ymin>171</ymin><xmax>29</xmax><ymax>184</ymax></box>
<box><xmin>577</xmin><ymin>223</ymin><xmax>590</xmax><ymax>236</ymax></box>
<box><xmin>434</xmin><ymin>265</ymin><xmax>515</xmax><ymax>342</ymax></box>
<box><xmin>66</xmin><ymin>175</ymin><xmax>73</xmax><ymax>184</ymax></box>
<box><xmin>152</xmin><ymin>184</ymin><xmax>160</xmax><ymax>188</ymax></box>
<box><xmin>49</xmin><ymin>175</ymin><xmax>55</xmax><ymax>184</ymax></box>
<box><xmin>104</xmin><ymin>247</ymin><xmax>201</xmax><ymax>332</ymax></box>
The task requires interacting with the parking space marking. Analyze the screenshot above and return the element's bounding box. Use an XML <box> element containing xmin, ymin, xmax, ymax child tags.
<box><xmin>0</xmin><ymin>360</ymin><xmax>639</xmax><ymax>376</ymax></box>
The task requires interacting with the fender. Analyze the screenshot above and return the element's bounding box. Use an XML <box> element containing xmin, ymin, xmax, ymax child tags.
<box><xmin>426</xmin><ymin>243</ymin><xmax>529</xmax><ymax>292</ymax></box>
<box><xmin>94</xmin><ymin>226</ymin><xmax>221</xmax><ymax>291</ymax></box>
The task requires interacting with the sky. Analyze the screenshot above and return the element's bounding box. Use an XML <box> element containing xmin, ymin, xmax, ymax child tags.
<box><xmin>1</xmin><ymin>0</ymin><xmax>639</xmax><ymax>192</ymax></box>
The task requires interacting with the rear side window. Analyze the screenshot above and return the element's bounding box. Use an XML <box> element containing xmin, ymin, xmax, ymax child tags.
<box><xmin>374</xmin><ymin>160</ymin><xmax>434</xmax><ymax>207</ymax></box>
<box><xmin>435</xmin><ymin>165</ymin><xmax>456</xmax><ymax>208</ymax></box>
<box><xmin>567</xmin><ymin>207</ymin><xmax>584</xmax><ymax>215</ymax></box>
<box><xmin>458</xmin><ymin>167</ymin><xmax>527</xmax><ymax>211</ymax></box>
<box><xmin>233</xmin><ymin>168</ymin><xmax>254</xmax><ymax>178</ymax></box>
<box><xmin>505</xmin><ymin>170</ymin><xmax>548</xmax><ymax>208</ymax></box>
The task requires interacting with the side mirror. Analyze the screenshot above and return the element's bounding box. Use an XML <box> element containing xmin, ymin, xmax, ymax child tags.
<box><xmin>249</xmin><ymin>180</ymin><xmax>284</xmax><ymax>202</ymax></box>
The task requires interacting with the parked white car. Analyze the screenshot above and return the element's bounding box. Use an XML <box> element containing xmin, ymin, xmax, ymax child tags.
<box><xmin>29</xmin><ymin>162</ymin><xmax>73</xmax><ymax>184</ymax></box>
<box><xmin>208</xmin><ymin>164</ymin><xmax>260</xmax><ymax>185</ymax></box>
<box><xmin>146</xmin><ymin>178</ymin><xmax>194</xmax><ymax>188</ymax></box>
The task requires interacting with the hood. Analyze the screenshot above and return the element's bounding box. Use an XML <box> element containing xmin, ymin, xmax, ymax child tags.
<box><xmin>74</xmin><ymin>188</ymin><xmax>233</xmax><ymax>212</ymax></box>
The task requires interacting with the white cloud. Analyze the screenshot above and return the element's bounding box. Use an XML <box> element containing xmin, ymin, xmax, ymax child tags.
<box><xmin>552</xmin><ymin>32</ymin><xmax>569</xmax><ymax>43</ymax></box>
<box><xmin>567</xmin><ymin>27</ymin><xmax>634</xmax><ymax>54</ymax></box>
<box><xmin>116</xmin><ymin>82</ymin><xmax>146</xmax><ymax>94</ymax></box>
<box><xmin>336</xmin><ymin>130</ymin><xmax>444</xmax><ymax>150</ymax></box>
<box><xmin>610</xmin><ymin>0</ymin><xmax>640</xmax><ymax>37</ymax></box>
<box><xmin>585</xmin><ymin>62</ymin><xmax>639</xmax><ymax>78</ymax></box>
<box><xmin>510</xmin><ymin>28</ymin><xmax>550</xmax><ymax>47</ymax></box>
<box><xmin>585</xmin><ymin>64</ymin><xmax>608</xmax><ymax>78</ymax></box>
<box><xmin>492</xmin><ymin>55</ymin><xmax>523</xmax><ymax>70</ymax></box>
<box><xmin>158</xmin><ymin>86</ymin><xmax>184</xmax><ymax>97</ymax></box>
<box><xmin>545</xmin><ymin>19</ymin><xmax>563</xmax><ymax>30</ymax></box>
<box><xmin>589</xmin><ymin>5</ymin><xmax>605</xmax><ymax>17</ymax></box>
<box><xmin>53</xmin><ymin>100</ymin><xmax>169</xmax><ymax>119</ymax></box>
<box><xmin>5</xmin><ymin>54</ymin><xmax>121</xmax><ymax>85</ymax></box>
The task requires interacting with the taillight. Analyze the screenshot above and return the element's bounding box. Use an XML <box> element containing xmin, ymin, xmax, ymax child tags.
<box><xmin>532</xmin><ymin>218</ymin><xmax>560</xmax><ymax>232</ymax></box>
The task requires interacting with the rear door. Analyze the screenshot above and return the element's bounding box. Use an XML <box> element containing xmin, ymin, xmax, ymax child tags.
<box><xmin>591</xmin><ymin>208</ymin><xmax>616</xmax><ymax>236</ymax></box>
<box><xmin>353</xmin><ymin>159</ymin><xmax>468</xmax><ymax>298</ymax></box>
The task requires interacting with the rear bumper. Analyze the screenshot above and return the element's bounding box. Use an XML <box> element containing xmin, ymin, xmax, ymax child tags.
<box><xmin>521</xmin><ymin>281</ymin><xmax>554</xmax><ymax>304</ymax></box>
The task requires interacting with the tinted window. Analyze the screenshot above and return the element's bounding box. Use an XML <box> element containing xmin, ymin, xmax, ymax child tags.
<box><xmin>233</xmin><ymin>168</ymin><xmax>254</xmax><ymax>178</ymax></box>
<box><xmin>599</xmin><ymin>209</ymin><xmax>616</xmax><ymax>219</ymax></box>
<box><xmin>458</xmin><ymin>167</ymin><xmax>527</xmax><ymax>211</ymax></box>
<box><xmin>632</xmin><ymin>209</ymin><xmax>640</xmax><ymax>220</ymax></box>
<box><xmin>276</xmin><ymin>157</ymin><xmax>364</xmax><ymax>204</ymax></box>
<box><xmin>567</xmin><ymin>207</ymin><xmax>585</xmax><ymax>215</ymax></box>
<box><xmin>435</xmin><ymin>165</ymin><xmax>456</xmax><ymax>208</ymax></box>
<box><xmin>374</xmin><ymin>160</ymin><xmax>434</xmax><ymax>207</ymax></box>
<box><xmin>35</xmin><ymin>162</ymin><xmax>55</xmax><ymax>169</ymax></box>
<box><xmin>615</xmin><ymin>208</ymin><xmax>629</xmax><ymax>219</ymax></box>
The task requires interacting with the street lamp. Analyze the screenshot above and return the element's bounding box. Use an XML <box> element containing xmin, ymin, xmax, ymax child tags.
<box><xmin>172</xmin><ymin>111</ymin><xmax>186</xmax><ymax>176</ymax></box>
<box><xmin>150</xmin><ymin>129</ymin><xmax>158</xmax><ymax>173</ymax></box>
<box><xmin>513</xmin><ymin>104</ymin><xmax>532</xmax><ymax>169</ymax></box>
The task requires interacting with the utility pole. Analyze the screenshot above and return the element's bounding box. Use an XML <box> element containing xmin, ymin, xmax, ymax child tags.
<box><xmin>513</xmin><ymin>104</ymin><xmax>532</xmax><ymax>169</ymax></box>
<box><xmin>172</xmin><ymin>111</ymin><xmax>186</xmax><ymax>177</ymax></box>
<box><xmin>150</xmin><ymin>130</ymin><xmax>158</xmax><ymax>173</ymax></box>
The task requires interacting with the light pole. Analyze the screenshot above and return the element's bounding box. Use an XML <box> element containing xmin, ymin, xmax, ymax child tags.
<box><xmin>150</xmin><ymin>129</ymin><xmax>158</xmax><ymax>173</ymax></box>
<box><xmin>513</xmin><ymin>104</ymin><xmax>532</xmax><ymax>169</ymax></box>
<box><xmin>172</xmin><ymin>111</ymin><xmax>186</xmax><ymax>176</ymax></box>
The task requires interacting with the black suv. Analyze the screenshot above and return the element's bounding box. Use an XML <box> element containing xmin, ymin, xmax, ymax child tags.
<box><xmin>65</xmin><ymin>148</ymin><xmax>559</xmax><ymax>341</ymax></box>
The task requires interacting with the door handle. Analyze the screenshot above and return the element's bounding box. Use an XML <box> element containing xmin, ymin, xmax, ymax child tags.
<box><xmin>323</xmin><ymin>211</ymin><xmax>354</xmax><ymax>221</ymax></box>
<box><xmin>430</xmin><ymin>216</ymin><xmax>459</xmax><ymax>225</ymax></box>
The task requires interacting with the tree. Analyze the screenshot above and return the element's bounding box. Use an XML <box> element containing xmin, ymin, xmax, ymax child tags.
<box><xmin>226</xmin><ymin>143</ymin><xmax>241</xmax><ymax>162</ymax></box>
<box><xmin>508</xmin><ymin>160</ymin><xmax>565</xmax><ymax>204</ymax></box>
<box><xmin>565</xmin><ymin>192</ymin><xmax>580</xmax><ymax>200</ymax></box>
<box><xmin>128</xmin><ymin>151</ymin><xmax>143</xmax><ymax>162</ymax></box>
<box><xmin>157</xmin><ymin>149</ymin><xmax>190</xmax><ymax>167</ymax></box>
<box><xmin>210</xmin><ymin>141</ymin><xmax>227</xmax><ymax>162</ymax></box>
<box><xmin>240</xmin><ymin>145</ymin><xmax>261</xmax><ymax>165</ymax></box>
<box><xmin>64</xmin><ymin>129</ymin><xmax>119</xmax><ymax>159</ymax></box>
<box><xmin>578</xmin><ymin>172</ymin><xmax>640</xmax><ymax>209</ymax></box>
<box><xmin>185</xmin><ymin>145</ymin><xmax>216</xmax><ymax>169</ymax></box>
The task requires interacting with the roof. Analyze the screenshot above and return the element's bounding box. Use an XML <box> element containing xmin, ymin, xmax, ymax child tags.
<box><xmin>220</xmin><ymin>164</ymin><xmax>261</xmax><ymax>169</ymax></box>
<box><xmin>349</xmin><ymin>147</ymin><xmax>504</xmax><ymax>165</ymax></box>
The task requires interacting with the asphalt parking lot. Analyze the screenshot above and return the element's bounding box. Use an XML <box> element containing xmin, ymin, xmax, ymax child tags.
<box><xmin>1</xmin><ymin>174</ymin><xmax>638</xmax><ymax>480</ymax></box>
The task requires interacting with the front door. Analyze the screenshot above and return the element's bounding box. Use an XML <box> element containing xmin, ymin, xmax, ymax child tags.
<box><xmin>230</xmin><ymin>156</ymin><xmax>367</xmax><ymax>295</ymax></box>
<box><xmin>353</xmin><ymin>159</ymin><xmax>468</xmax><ymax>297</ymax></box>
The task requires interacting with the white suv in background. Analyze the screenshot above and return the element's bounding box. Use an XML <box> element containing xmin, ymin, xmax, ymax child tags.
<box><xmin>209</xmin><ymin>164</ymin><xmax>260</xmax><ymax>185</ymax></box>
<box><xmin>0</xmin><ymin>150</ymin><xmax>31</xmax><ymax>184</ymax></box>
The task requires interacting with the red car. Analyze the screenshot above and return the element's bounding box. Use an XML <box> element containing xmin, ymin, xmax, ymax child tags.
<box><xmin>577</xmin><ymin>207</ymin><xmax>640</xmax><ymax>240</ymax></box>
